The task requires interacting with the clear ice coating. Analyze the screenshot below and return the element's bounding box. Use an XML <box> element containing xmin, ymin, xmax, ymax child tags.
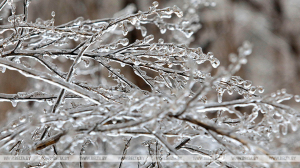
<box><xmin>0</xmin><ymin>1</ymin><xmax>299</xmax><ymax>168</ymax></box>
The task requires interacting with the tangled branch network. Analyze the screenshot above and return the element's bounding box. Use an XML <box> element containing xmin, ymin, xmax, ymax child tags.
<box><xmin>0</xmin><ymin>0</ymin><xmax>299</xmax><ymax>167</ymax></box>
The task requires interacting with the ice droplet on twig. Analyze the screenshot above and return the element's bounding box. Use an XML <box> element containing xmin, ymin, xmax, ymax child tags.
<box><xmin>51</xmin><ymin>11</ymin><xmax>55</xmax><ymax>17</ymax></box>
<box><xmin>295</xmin><ymin>95</ymin><xmax>300</xmax><ymax>102</ymax></box>
<box><xmin>210</xmin><ymin>58</ymin><xmax>220</xmax><ymax>68</ymax></box>
<box><xmin>257</xmin><ymin>86</ymin><xmax>264</xmax><ymax>93</ymax></box>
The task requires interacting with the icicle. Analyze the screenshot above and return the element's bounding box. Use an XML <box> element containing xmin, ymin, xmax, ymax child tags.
<box><xmin>281</xmin><ymin>123</ymin><xmax>288</xmax><ymax>135</ymax></box>
<box><xmin>140</xmin><ymin>26</ymin><xmax>147</xmax><ymax>37</ymax></box>
<box><xmin>217</xmin><ymin>92</ymin><xmax>223</xmax><ymax>103</ymax></box>
<box><xmin>0</xmin><ymin>66</ymin><xmax>6</xmax><ymax>73</ymax></box>
<box><xmin>122</xmin><ymin>21</ymin><xmax>128</xmax><ymax>36</ymax></box>
<box><xmin>11</xmin><ymin>100</ymin><xmax>17</xmax><ymax>107</ymax></box>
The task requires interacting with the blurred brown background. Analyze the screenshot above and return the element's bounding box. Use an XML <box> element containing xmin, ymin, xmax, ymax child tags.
<box><xmin>0</xmin><ymin>0</ymin><xmax>299</xmax><ymax>121</ymax></box>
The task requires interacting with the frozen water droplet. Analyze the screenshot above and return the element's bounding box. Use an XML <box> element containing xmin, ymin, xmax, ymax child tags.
<box><xmin>227</xmin><ymin>89</ymin><xmax>233</xmax><ymax>95</ymax></box>
<box><xmin>295</xmin><ymin>95</ymin><xmax>300</xmax><ymax>102</ymax></box>
<box><xmin>239</xmin><ymin>58</ymin><xmax>247</xmax><ymax>64</ymax></box>
<box><xmin>210</xmin><ymin>58</ymin><xmax>220</xmax><ymax>68</ymax></box>
<box><xmin>242</xmin><ymin>41</ymin><xmax>252</xmax><ymax>55</ymax></box>
<box><xmin>152</xmin><ymin>1</ymin><xmax>159</xmax><ymax>7</ymax></box>
<box><xmin>271</xmin><ymin>92</ymin><xmax>276</xmax><ymax>97</ymax></box>
<box><xmin>158</xmin><ymin>38</ymin><xmax>164</xmax><ymax>44</ymax></box>
<box><xmin>11</xmin><ymin>100</ymin><xmax>17</xmax><ymax>107</ymax></box>
<box><xmin>249</xmin><ymin>86</ymin><xmax>257</xmax><ymax>94</ymax></box>
<box><xmin>183</xmin><ymin>29</ymin><xmax>193</xmax><ymax>38</ymax></box>
<box><xmin>12</xmin><ymin>122</ymin><xmax>17</xmax><ymax>128</ymax></box>
<box><xmin>51</xmin><ymin>11</ymin><xmax>55</xmax><ymax>17</ymax></box>
<box><xmin>19</xmin><ymin>116</ymin><xmax>26</xmax><ymax>123</ymax></box>
<box><xmin>122</xmin><ymin>22</ymin><xmax>128</xmax><ymax>36</ymax></box>
<box><xmin>120</xmin><ymin>38</ymin><xmax>129</xmax><ymax>46</ymax></box>
<box><xmin>207</xmin><ymin>52</ymin><xmax>214</xmax><ymax>59</ymax></box>
<box><xmin>243</xmin><ymin>80</ymin><xmax>252</xmax><ymax>88</ymax></box>
<box><xmin>46</xmin><ymin>99</ymin><xmax>53</xmax><ymax>106</ymax></box>
<box><xmin>120</xmin><ymin>62</ymin><xmax>125</xmax><ymax>67</ymax></box>
<box><xmin>159</xmin><ymin>26</ymin><xmax>166</xmax><ymax>34</ymax></box>
<box><xmin>173</xmin><ymin>5</ymin><xmax>183</xmax><ymax>17</ymax></box>
<box><xmin>229</xmin><ymin>53</ymin><xmax>237</xmax><ymax>63</ymax></box>
<box><xmin>128</xmin><ymin>16</ymin><xmax>138</xmax><ymax>25</ymax></box>
<box><xmin>40</xmin><ymin>117</ymin><xmax>46</xmax><ymax>123</ymax></box>
<box><xmin>257</xmin><ymin>86</ymin><xmax>264</xmax><ymax>93</ymax></box>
